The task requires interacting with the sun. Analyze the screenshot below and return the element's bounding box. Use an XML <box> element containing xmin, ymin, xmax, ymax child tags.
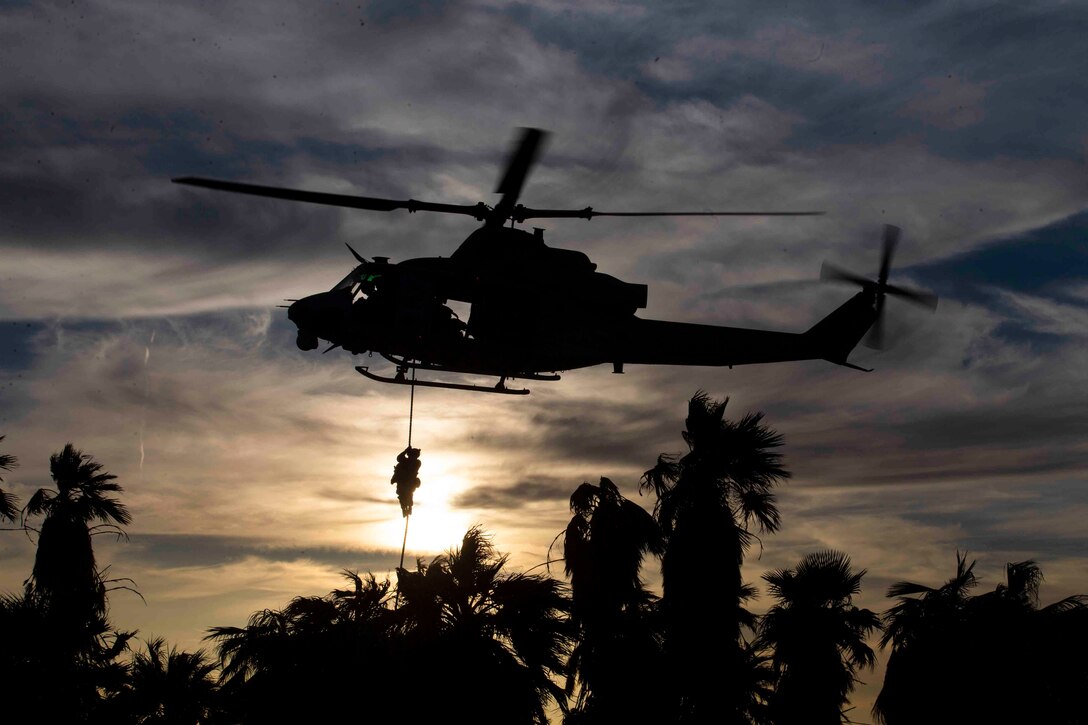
<box><xmin>371</xmin><ymin>468</ymin><xmax>476</xmax><ymax>558</ymax></box>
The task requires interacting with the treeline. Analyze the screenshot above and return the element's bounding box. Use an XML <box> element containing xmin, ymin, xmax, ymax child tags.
<box><xmin>1</xmin><ymin>396</ymin><xmax>1086</xmax><ymax>724</ymax></box>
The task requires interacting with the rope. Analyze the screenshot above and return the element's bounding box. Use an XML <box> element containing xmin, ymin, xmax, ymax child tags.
<box><xmin>407</xmin><ymin>366</ymin><xmax>416</xmax><ymax>447</ymax></box>
<box><xmin>395</xmin><ymin>366</ymin><xmax>417</xmax><ymax>609</ymax></box>
<box><xmin>398</xmin><ymin>514</ymin><xmax>410</xmax><ymax>572</ymax></box>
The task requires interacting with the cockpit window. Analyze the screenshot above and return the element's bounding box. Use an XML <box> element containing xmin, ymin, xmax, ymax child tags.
<box><xmin>334</xmin><ymin>266</ymin><xmax>383</xmax><ymax>293</ymax></box>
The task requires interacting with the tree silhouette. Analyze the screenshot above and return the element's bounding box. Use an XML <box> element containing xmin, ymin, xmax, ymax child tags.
<box><xmin>108</xmin><ymin>637</ymin><xmax>220</xmax><ymax>724</ymax></box>
<box><xmin>24</xmin><ymin>443</ymin><xmax>132</xmax><ymax>620</ymax></box>
<box><xmin>0</xmin><ymin>435</ymin><xmax>17</xmax><ymax>522</ymax></box>
<box><xmin>641</xmin><ymin>392</ymin><xmax>789</xmax><ymax>723</ymax></box>
<box><xmin>396</xmin><ymin>526</ymin><xmax>573</xmax><ymax>724</ymax></box>
<box><xmin>561</xmin><ymin>477</ymin><xmax>668</xmax><ymax>723</ymax></box>
<box><xmin>0</xmin><ymin>575</ymin><xmax>134</xmax><ymax>723</ymax></box>
<box><xmin>757</xmin><ymin>550</ymin><xmax>879</xmax><ymax>724</ymax></box>
<box><xmin>0</xmin><ymin>444</ymin><xmax>135</xmax><ymax>723</ymax></box>
<box><xmin>208</xmin><ymin>572</ymin><xmax>398</xmax><ymax>723</ymax></box>
<box><xmin>210</xmin><ymin>528</ymin><xmax>570</xmax><ymax>724</ymax></box>
<box><xmin>875</xmin><ymin>555</ymin><xmax>1088</xmax><ymax>723</ymax></box>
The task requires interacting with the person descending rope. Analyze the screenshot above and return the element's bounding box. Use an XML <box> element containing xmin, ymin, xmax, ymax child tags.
<box><xmin>390</xmin><ymin>446</ymin><xmax>421</xmax><ymax>517</ymax></box>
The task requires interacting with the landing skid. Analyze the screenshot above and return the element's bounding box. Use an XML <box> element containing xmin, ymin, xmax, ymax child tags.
<box><xmin>379</xmin><ymin>354</ymin><xmax>561</xmax><ymax>381</ymax></box>
<box><xmin>355</xmin><ymin>366</ymin><xmax>531</xmax><ymax>395</ymax></box>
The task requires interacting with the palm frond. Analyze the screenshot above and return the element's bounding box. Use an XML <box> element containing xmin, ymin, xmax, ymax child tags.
<box><xmin>0</xmin><ymin>487</ymin><xmax>18</xmax><ymax>522</ymax></box>
<box><xmin>0</xmin><ymin>436</ymin><xmax>17</xmax><ymax>521</ymax></box>
<box><xmin>569</xmin><ymin>482</ymin><xmax>602</xmax><ymax>518</ymax></box>
<box><xmin>1001</xmin><ymin>560</ymin><xmax>1043</xmax><ymax>606</ymax></box>
<box><xmin>0</xmin><ymin>435</ymin><xmax>16</xmax><ymax>479</ymax></box>
<box><xmin>639</xmin><ymin>453</ymin><xmax>679</xmax><ymax>500</ymax></box>
<box><xmin>1039</xmin><ymin>594</ymin><xmax>1088</xmax><ymax>615</ymax></box>
<box><xmin>23</xmin><ymin>487</ymin><xmax>55</xmax><ymax>518</ymax></box>
<box><xmin>885</xmin><ymin>580</ymin><xmax>936</xmax><ymax>598</ymax></box>
<box><xmin>736</xmin><ymin>489</ymin><xmax>781</xmax><ymax>534</ymax></box>
<box><xmin>78</xmin><ymin>493</ymin><xmax>132</xmax><ymax>526</ymax></box>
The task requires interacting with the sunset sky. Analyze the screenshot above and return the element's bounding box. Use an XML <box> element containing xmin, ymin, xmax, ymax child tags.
<box><xmin>2</xmin><ymin>0</ymin><xmax>1087</xmax><ymax>713</ymax></box>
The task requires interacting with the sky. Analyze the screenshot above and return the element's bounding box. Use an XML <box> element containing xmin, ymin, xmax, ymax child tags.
<box><xmin>2</xmin><ymin>0</ymin><xmax>1087</xmax><ymax>716</ymax></box>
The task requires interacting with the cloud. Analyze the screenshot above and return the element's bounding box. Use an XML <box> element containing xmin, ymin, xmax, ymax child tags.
<box><xmin>994</xmin><ymin>289</ymin><xmax>1088</xmax><ymax>338</ymax></box>
<box><xmin>901</xmin><ymin>74</ymin><xmax>991</xmax><ymax>130</ymax></box>
<box><xmin>454</xmin><ymin>475</ymin><xmax>576</xmax><ymax>509</ymax></box>
<box><xmin>648</xmin><ymin>26</ymin><xmax>890</xmax><ymax>87</ymax></box>
<box><xmin>116</xmin><ymin>532</ymin><xmax>403</xmax><ymax>571</ymax></box>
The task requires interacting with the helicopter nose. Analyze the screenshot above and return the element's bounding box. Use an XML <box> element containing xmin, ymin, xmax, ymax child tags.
<box><xmin>286</xmin><ymin>298</ymin><xmax>306</xmax><ymax>325</ymax></box>
<box><xmin>286</xmin><ymin>294</ymin><xmax>328</xmax><ymax>327</ymax></box>
<box><xmin>286</xmin><ymin>291</ymin><xmax>357</xmax><ymax>352</ymax></box>
<box><xmin>287</xmin><ymin>296</ymin><xmax>323</xmax><ymax>350</ymax></box>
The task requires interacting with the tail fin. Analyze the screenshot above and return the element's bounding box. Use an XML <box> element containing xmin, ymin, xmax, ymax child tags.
<box><xmin>802</xmin><ymin>291</ymin><xmax>878</xmax><ymax>367</ymax></box>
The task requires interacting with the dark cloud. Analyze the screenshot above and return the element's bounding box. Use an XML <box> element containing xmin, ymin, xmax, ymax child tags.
<box><xmin>0</xmin><ymin>320</ymin><xmax>41</xmax><ymax>372</ymax></box>
<box><xmin>503</xmin><ymin>2</ymin><xmax>1088</xmax><ymax>159</ymax></box>
<box><xmin>454</xmin><ymin>475</ymin><xmax>576</xmax><ymax>509</ymax></box>
<box><xmin>117</xmin><ymin>532</ymin><xmax>402</xmax><ymax>571</ymax></box>
<box><xmin>461</xmin><ymin>395</ymin><xmax>685</xmax><ymax>468</ymax></box>
<box><xmin>912</xmin><ymin>211</ymin><xmax>1088</xmax><ymax>304</ymax></box>
<box><xmin>892</xmin><ymin>405</ymin><xmax>1088</xmax><ymax>452</ymax></box>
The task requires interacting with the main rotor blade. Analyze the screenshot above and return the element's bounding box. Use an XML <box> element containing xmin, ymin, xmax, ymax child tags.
<box><xmin>495</xmin><ymin>128</ymin><xmax>547</xmax><ymax>197</ymax></box>
<box><xmin>173</xmin><ymin>177</ymin><xmax>490</xmax><ymax>219</ymax></box>
<box><xmin>512</xmin><ymin>206</ymin><xmax>824</xmax><ymax>222</ymax></box>
<box><xmin>489</xmin><ymin>128</ymin><xmax>548</xmax><ymax>226</ymax></box>
<box><xmin>345</xmin><ymin>243</ymin><xmax>367</xmax><ymax>264</ymax></box>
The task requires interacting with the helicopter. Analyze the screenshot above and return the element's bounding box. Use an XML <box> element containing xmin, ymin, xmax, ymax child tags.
<box><xmin>173</xmin><ymin>129</ymin><xmax>937</xmax><ymax>395</ymax></box>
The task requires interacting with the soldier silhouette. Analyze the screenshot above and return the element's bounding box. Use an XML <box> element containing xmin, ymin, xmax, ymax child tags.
<box><xmin>390</xmin><ymin>446</ymin><xmax>421</xmax><ymax>517</ymax></box>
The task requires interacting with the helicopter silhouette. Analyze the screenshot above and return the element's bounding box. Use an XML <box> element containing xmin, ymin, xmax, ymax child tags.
<box><xmin>173</xmin><ymin>129</ymin><xmax>937</xmax><ymax>395</ymax></box>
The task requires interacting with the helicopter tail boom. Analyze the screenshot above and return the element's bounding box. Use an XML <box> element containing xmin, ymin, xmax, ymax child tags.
<box><xmin>801</xmin><ymin>290</ymin><xmax>879</xmax><ymax>366</ymax></box>
<box><xmin>617</xmin><ymin>289</ymin><xmax>877</xmax><ymax>370</ymax></box>
<box><xmin>620</xmin><ymin>319</ymin><xmax>819</xmax><ymax>367</ymax></box>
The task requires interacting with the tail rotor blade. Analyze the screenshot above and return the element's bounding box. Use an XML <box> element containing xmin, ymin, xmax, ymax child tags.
<box><xmin>864</xmin><ymin>296</ymin><xmax>887</xmax><ymax>349</ymax></box>
<box><xmin>820</xmin><ymin>262</ymin><xmax>871</xmax><ymax>287</ymax></box>
<box><xmin>878</xmin><ymin>224</ymin><xmax>899</xmax><ymax>286</ymax></box>
<box><xmin>885</xmin><ymin>283</ymin><xmax>939</xmax><ymax>310</ymax></box>
<box><xmin>819</xmin><ymin>225</ymin><xmax>938</xmax><ymax>353</ymax></box>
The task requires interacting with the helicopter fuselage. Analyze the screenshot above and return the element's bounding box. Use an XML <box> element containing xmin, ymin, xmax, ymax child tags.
<box><xmin>286</xmin><ymin>225</ymin><xmax>880</xmax><ymax>380</ymax></box>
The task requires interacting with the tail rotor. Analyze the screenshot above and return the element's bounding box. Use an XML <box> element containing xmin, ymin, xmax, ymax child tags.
<box><xmin>820</xmin><ymin>224</ymin><xmax>938</xmax><ymax>350</ymax></box>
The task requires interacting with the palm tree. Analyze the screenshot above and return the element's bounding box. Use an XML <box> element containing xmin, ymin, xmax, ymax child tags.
<box><xmin>561</xmin><ymin>478</ymin><xmax>668</xmax><ymax>723</ymax></box>
<box><xmin>396</xmin><ymin>526</ymin><xmax>573</xmax><ymax>724</ymax></box>
<box><xmin>757</xmin><ymin>550</ymin><xmax>879</xmax><ymax>724</ymax></box>
<box><xmin>23</xmin><ymin>443</ymin><xmax>131</xmax><ymax>620</ymax></box>
<box><xmin>874</xmin><ymin>553</ymin><xmax>980</xmax><ymax>724</ymax></box>
<box><xmin>110</xmin><ymin>637</ymin><xmax>220</xmax><ymax>724</ymax></box>
<box><xmin>3</xmin><ymin>444</ymin><xmax>134</xmax><ymax>722</ymax></box>
<box><xmin>0</xmin><ymin>435</ymin><xmax>18</xmax><ymax>522</ymax></box>
<box><xmin>211</xmin><ymin>531</ymin><xmax>570</xmax><ymax>725</ymax></box>
<box><xmin>640</xmin><ymin>392</ymin><xmax>789</xmax><ymax>723</ymax></box>
<box><xmin>208</xmin><ymin>572</ymin><xmax>398</xmax><ymax>724</ymax></box>
<box><xmin>875</xmin><ymin>555</ymin><xmax>1088</xmax><ymax>724</ymax></box>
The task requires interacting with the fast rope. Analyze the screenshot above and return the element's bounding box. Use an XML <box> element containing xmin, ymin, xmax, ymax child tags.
<box><xmin>393</xmin><ymin>366</ymin><xmax>416</xmax><ymax>610</ymax></box>
<box><xmin>398</xmin><ymin>366</ymin><xmax>417</xmax><ymax>572</ymax></box>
